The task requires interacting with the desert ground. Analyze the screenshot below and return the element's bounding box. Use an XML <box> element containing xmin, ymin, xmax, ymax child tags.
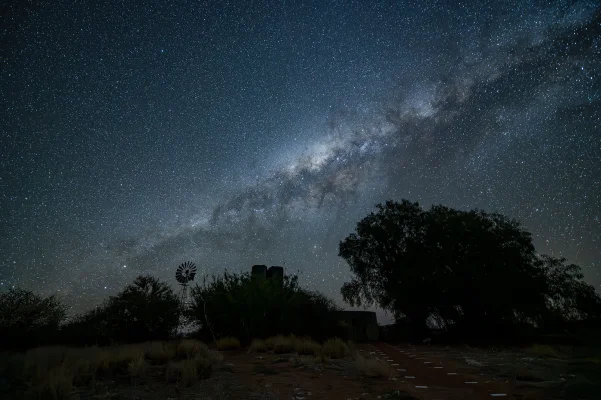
<box><xmin>1</xmin><ymin>338</ymin><xmax>599</xmax><ymax>400</ymax></box>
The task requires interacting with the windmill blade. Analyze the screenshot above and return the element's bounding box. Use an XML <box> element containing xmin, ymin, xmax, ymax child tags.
<box><xmin>175</xmin><ymin>261</ymin><xmax>197</xmax><ymax>284</ymax></box>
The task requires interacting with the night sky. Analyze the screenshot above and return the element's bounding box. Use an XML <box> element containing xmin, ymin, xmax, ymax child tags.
<box><xmin>2</xmin><ymin>1</ymin><xmax>600</xmax><ymax>321</ymax></box>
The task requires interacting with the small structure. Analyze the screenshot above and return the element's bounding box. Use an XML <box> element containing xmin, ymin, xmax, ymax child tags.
<box><xmin>332</xmin><ymin>310</ymin><xmax>379</xmax><ymax>342</ymax></box>
<box><xmin>251</xmin><ymin>264</ymin><xmax>268</xmax><ymax>280</ymax></box>
<box><xmin>250</xmin><ymin>264</ymin><xmax>379</xmax><ymax>342</ymax></box>
<box><xmin>266</xmin><ymin>266</ymin><xmax>283</xmax><ymax>285</ymax></box>
<box><xmin>252</xmin><ymin>264</ymin><xmax>284</xmax><ymax>286</ymax></box>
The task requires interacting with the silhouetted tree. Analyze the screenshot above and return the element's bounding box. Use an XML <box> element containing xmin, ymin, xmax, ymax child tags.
<box><xmin>339</xmin><ymin>200</ymin><xmax>600</xmax><ymax>341</ymax></box>
<box><xmin>0</xmin><ymin>288</ymin><xmax>66</xmax><ymax>349</ymax></box>
<box><xmin>63</xmin><ymin>275</ymin><xmax>181</xmax><ymax>344</ymax></box>
<box><xmin>188</xmin><ymin>271</ymin><xmax>338</xmax><ymax>343</ymax></box>
<box><xmin>539</xmin><ymin>255</ymin><xmax>601</xmax><ymax>325</ymax></box>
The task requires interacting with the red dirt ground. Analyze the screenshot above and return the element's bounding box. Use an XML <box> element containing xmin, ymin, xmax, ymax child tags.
<box><xmin>365</xmin><ymin>342</ymin><xmax>514</xmax><ymax>399</ymax></box>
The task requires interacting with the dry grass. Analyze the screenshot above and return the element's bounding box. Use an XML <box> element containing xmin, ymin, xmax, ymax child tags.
<box><xmin>98</xmin><ymin>344</ymin><xmax>145</xmax><ymax>373</ymax></box>
<box><xmin>294</xmin><ymin>338</ymin><xmax>322</xmax><ymax>356</ymax></box>
<box><xmin>145</xmin><ymin>341</ymin><xmax>176</xmax><ymax>364</ymax></box>
<box><xmin>527</xmin><ymin>344</ymin><xmax>563</xmax><ymax>358</ymax></box>
<box><xmin>254</xmin><ymin>335</ymin><xmax>350</xmax><ymax>360</ymax></box>
<box><xmin>271</xmin><ymin>335</ymin><xmax>296</xmax><ymax>354</ymax></box>
<box><xmin>166</xmin><ymin>355</ymin><xmax>213</xmax><ymax>386</ymax></box>
<box><xmin>4</xmin><ymin>340</ymin><xmax>222</xmax><ymax>397</ymax></box>
<box><xmin>354</xmin><ymin>353</ymin><xmax>394</xmax><ymax>378</ymax></box>
<box><xmin>128</xmin><ymin>355</ymin><xmax>147</xmax><ymax>378</ymax></box>
<box><xmin>249</xmin><ymin>339</ymin><xmax>268</xmax><ymax>353</ymax></box>
<box><xmin>176</xmin><ymin>339</ymin><xmax>210</xmax><ymax>359</ymax></box>
<box><xmin>32</xmin><ymin>365</ymin><xmax>74</xmax><ymax>400</ymax></box>
<box><xmin>216</xmin><ymin>337</ymin><xmax>241</xmax><ymax>350</ymax></box>
<box><xmin>321</xmin><ymin>338</ymin><xmax>349</xmax><ymax>359</ymax></box>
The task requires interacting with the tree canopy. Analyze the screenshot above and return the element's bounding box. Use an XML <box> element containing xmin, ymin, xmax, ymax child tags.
<box><xmin>0</xmin><ymin>288</ymin><xmax>66</xmax><ymax>349</ymax></box>
<box><xmin>340</xmin><ymin>200</ymin><xmax>600</xmax><ymax>339</ymax></box>
<box><xmin>188</xmin><ymin>271</ymin><xmax>339</xmax><ymax>343</ymax></box>
<box><xmin>64</xmin><ymin>275</ymin><xmax>181</xmax><ymax>345</ymax></box>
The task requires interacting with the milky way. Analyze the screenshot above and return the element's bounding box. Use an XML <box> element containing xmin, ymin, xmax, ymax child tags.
<box><xmin>2</xmin><ymin>1</ymin><xmax>600</xmax><ymax>321</ymax></box>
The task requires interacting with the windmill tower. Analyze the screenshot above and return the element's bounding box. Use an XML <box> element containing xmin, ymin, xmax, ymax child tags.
<box><xmin>175</xmin><ymin>261</ymin><xmax>197</xmax><ymax>306</ymax></box>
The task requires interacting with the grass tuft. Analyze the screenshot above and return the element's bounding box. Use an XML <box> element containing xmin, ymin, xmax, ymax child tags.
<box><xmin>166</xmin><ymin>355</ymin><xmax>213</xmax><ymax>386</ymax></box>
<box><xmin>271</xmin><ymin>335</ymin><xmax>295</xmax><ymax>354</ymax></box>
<box><xmin>354</xmin><ymin>353</ymin><xmax>394</xmax><ymax>378</ymax></box>
<box><xmin>127</xmin><ymin>355</ymin><xmax>147</xmax><ymax>378</ymax></box>
<box><xmin>294</xmin><ymin>338</ymin><xmax>322</xmax><ymax>356</ymax></box>
<box><xmin>321</xmin><ymin>338</ymin><xmax>349</xmax><ymax>359</ymax></box>
<box><xmin>145</xmin><ymin>341</ymin><xmax>176</xmax><ymax>364</ymax></box>
<box><xmin>176</xmin><ymin>339</ymin><xmax>209</xmax><ymax>359</ymax></box>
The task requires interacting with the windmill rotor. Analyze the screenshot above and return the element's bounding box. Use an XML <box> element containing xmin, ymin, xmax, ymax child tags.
<box><xmin>176</xmin><ymin>261</ymin><xmax>197</xmax><ymax>286</ymax></box>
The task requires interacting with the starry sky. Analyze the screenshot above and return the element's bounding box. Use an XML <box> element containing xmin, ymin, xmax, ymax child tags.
<box><xmin>2</xmin><ymin>0</ymin><xmax>600</xmax><ymax>321</ymax></box>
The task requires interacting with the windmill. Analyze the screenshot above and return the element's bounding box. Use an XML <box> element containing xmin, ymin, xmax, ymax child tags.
<box><xmin>175</xmin><ymin>261</ymin><xmax>197</xmax><ymax>306</ymax></box>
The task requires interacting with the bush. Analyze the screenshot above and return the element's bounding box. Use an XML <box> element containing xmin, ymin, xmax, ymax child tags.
<box><xmin>188</xmin><ymin>272</ymin><xmax>339</xmax><ymax>342</ymax></box>
<box><xmin>271</xmin><ymin>335</ymin><xmax>295</xmax><ymax>354</ymax></box>
<box><xmin>0</xmin><ymin>288</ymin><xmax>66</xmax><ymax>350</ymax></box>
<box><xmin>216</xmin><ymin>337</ymin><xmax>241</xmax><ymax>350</ymax></box>
<box><xmin>321</xmin><ymin>338</ymin><xmax>349</xmax><ymax>359</ymax></box>
<box><xmin>294</xmin><ymin>338</ymin><xmax>321</xmax><ymax>356</ymax></box>
<box><xmin>166</xmin><ymin>355</ymin><xmax>212</xmax><ymax>386</ymax></box>
<box><xmin>62</xmin><ymin>275</ymin><xmax>181</xmax><ymax>345</ymax></box>
<box><xmin>176</xmin><ymin>339</ymin><xmax>209</xmax><ymax>359</ymax></box>
<box><xmin>145</xmin><ymin>341</ymin><xmax>176</xmax><ymax>364</ymax></box>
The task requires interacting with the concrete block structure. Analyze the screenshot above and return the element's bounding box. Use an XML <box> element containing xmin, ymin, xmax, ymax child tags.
<box><xmin>251</xmin><ymin>264</ymin><xmax>283</xmax><ymax>286</ymax></box>
<box><xmin>266</xmin><ymin>266</ymin><xmax>283</xmax><ymax>285</ymax></box>
<box><xmin>251</xmin><ymin>264</ymin><xmax>268</xmax><ymax>280</ymax></box>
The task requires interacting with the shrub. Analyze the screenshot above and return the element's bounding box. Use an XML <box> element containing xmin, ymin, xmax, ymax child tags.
<box><xmin>166</xmin><ymin>355</ymin><xmax>213</xmax><ymax>386</ymax></box>
<box><xmin>176</xmin><ymin>339</ymin><xmax>209</xmax><ymax>359</ymax></box>
<box><xmin>294</xmin><ymin>338</ymin><xmax>321</xmax><ymax>356</ymax></box>
<box><xmin>321</xmin><ymin>338</ymin><xmax>349</xmax><ymax>359</ymax></box>
<box><xmin>0</xmin><ymin>288</ymin><xmax>66</xmax><ymax>350</ymax></box>
<box><xmin>354</xmin><ymin>354</ymin><xmax>394</xmax><ymax>378</ymax></box>
<box><xmin>145</xmin><ymin>341</ymin><xmax>176</xmax><ymax>364</ymax></box>
<box><xmin>188</xmin><ymin>272</ymin><xmax>339</xmax><ymax>342</ymax></box>
<box><xmin>271</xmin><ymin>335</ymin><xmax>295</xmax><ymax>354</ymax></box>
<box><xmin>62</xmin><ymin>275</ymin><xmax>181</xmax><ymax>345</ymax></box>
<box><xmin>216</xmin><ymin>337</ymin><xmax>241</xmax><ymax>350</ymax></box>
<box><xmin>249</xmin><ymin>339</ymin><xmax>268</xmax><ymax>353</ymax></box>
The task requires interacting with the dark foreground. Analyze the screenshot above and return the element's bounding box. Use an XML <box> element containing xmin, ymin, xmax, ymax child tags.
<box><xmin>1</xmin><ymin>340</ymin><xmax>599</xmax><ymax>399</ymax></box>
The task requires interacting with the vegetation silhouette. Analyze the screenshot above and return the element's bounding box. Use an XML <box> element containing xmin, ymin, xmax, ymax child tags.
<box><xmin>187</xmin><ymin>271</ymin><xmax>340</xmax><ymax>344</ymax></box>
<box><xmin>62</xmin><ymin>275</ymin><xmax>181</xmax><ymax>345</ymax></box>
<box><xmin>340</xmin><ymin>200</ymin><xmax>601</xmax><ymax>343</ymax></box>
<box><xmin>0</xmin><ymin>288</ymin><xmax>66</xmax><ymax>349</ymax></box>
<box><xmin>2</xmin><ymin>199</ymin><xmax>599</xmax><ymax>349</ymax></box>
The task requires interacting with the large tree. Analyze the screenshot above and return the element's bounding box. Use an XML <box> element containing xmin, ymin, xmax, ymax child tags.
<box><xmin>339</xmin><ymin>200</ymin><xmax>599</xmax><ymax>338</ymax></box>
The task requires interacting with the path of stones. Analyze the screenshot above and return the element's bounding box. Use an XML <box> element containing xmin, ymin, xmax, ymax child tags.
<box><xmin>367</xmin><ymin>342</ymin><xmax>513</xmax><ymax>399</ymax></box>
